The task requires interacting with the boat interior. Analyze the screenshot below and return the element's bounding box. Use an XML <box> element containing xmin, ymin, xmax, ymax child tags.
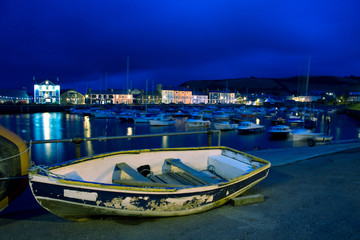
<box><xmin>51</xmin><ymin>149</ymin><xmax>263</xmax><ymax>188</ymax></box>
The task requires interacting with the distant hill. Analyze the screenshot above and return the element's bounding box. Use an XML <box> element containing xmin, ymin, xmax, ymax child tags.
<box><xmin>179</xmin><ymin>76</ymin><xmax>360</xmax><ymax>95</ymax></box>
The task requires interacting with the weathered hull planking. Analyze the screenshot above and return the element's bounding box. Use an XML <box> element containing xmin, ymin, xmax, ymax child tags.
<box><xmin>28</xmin><ymin>147</ymin><xmax>270</xmax><ymax>220</ymax></box>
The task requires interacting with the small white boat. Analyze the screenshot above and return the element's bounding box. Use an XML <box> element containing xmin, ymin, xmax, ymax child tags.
<box><xmin>237</xmin><ymin>121</ymin><xmax>265</xmax><ymax>134</ymax></box>
<box><xmin>115</xmin><ymin>111</ymin><xmax>135</xmax><ymax>122</ymax></box>
<box><xmin>327</xmin><ymin>108</ymin><xmax>337</xmax><ymax>114</ymax></box>
<box><xmin>287</xmin><ymin>115</ymin><xmax>304</xmax><ymax>124</ymax></box>
<box><xmin>291</xmin><ymin>129</ymin><xmax>333</xmax><ymax>143</ymax></box>
<box><xmin>93</xmin><ymin>109</ymin><xmax>115</xmax><ymax>118</ymax></box>
<box><xmin>267</xmin><ymin>125</ymin><xmax>292</xmax><ymax>138</ymax></box>
<box><xmin>212</xmin><ymin>111</ymin><xmax>230</xmax><ymax>122</ymax></box>
<box><xmin>133</xmin><ymin>113</ymin><xmax>156</xmax><ymax>124</ymax></box>
<box><xmin>213</xmin><ymin>121</ymin><xmax>238</xmax><ymax>131</ymax></box>
<box><xmin>149</xmin><ymin>114</ymin><xmax>175</xmax><ymax>126</ymax></box>
<box><xmin>185</xmin><ymin>114</ymin><xmax>211</xmax><ymax>128</ymax></box>
<box><xmin>28</xmin><ymin>146</ymin><xmax>270</xmax><ymax>220</ymax></box>
<box><xmin>291</xmin><ymin>128</ymin><xmax>317</xmax><ymax>141</ymax></box>
<box><xmin>307</xmin><ymin>134</ymin><xmax>333</xmax><ymax>147</ymax></box>
<box><xmin>69</xmin><ymin>107</ymin><xmax>83</xmax><ymax>114</ymax></box>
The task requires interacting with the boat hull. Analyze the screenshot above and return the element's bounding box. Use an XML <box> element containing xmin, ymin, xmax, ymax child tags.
<box><xmin>29</xmin><ymin>167</ymin><xmax>269</xmax><ymax>219</ymax></box>
<box><xmin>149</xmin><ymin>120</ymin><xmax>175</xmax><ymax>126</ymax></box>
<box><xmin>28</xmin><ymin>146</ymin><xmax>270</xmax><ymax>220</ymax></box>
<box><xmin>0</xmin><ymin>125</ymin><xmax>29</xmax><ymax>212</ymax></box>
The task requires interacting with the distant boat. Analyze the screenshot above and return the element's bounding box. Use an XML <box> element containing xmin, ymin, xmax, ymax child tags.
<box><xmin>185</xmin><ymin>114</ymin><xmax>211</xmax><ymax>128</ymax></box>
<box><xmin>237</xmin><ymin>121</ymin><xmax>265</xmax><ymax>134</ymax></box>
<box><xmin>267</xmin><ymin>125</ymin><xmax>292</xmax><ymax>139</ymax></box>
<box><xmin>133</xmin><ymin>112</ymin><xmax>156</xmax><ymax>124</ymax></box>
<box><xmin>290</xmin><ymin>128</ymin><xmax>315</xmax><ymax>141</ymax></box>
<box><xmin>172</xmin><ymin>111</ymin><xmax>191</xmax><ymax>118</ymax></box>
<box><xmin>327</xmin><ymin>108</ymin><xmax>337</xmax><ymax>114</ymax></box>
<box><xmin>93</xmin><ymin>109</ymin><xmax>115</xmax><ymax>118</ymax></box>
<box><xmin>213</xmin><ymin>121</ymin><xmax>238</xmax><ymax>131</ymax></box>
<box><xmin>149</xmin><ymin>114</ymin><xmax>175</xmax><ymax>126</ymax></box>
<box><xmin>28</xmin><ymin>146</ymin><xmax>270</xmax><ymax>219</ymax></box>
<box><xmin>212</xmin><ymin>111</ymin><xmax>230</xmax><ymax>122</ymax></box>
<box><xmin>271</xmin><ymin>117</ymin><xmax>286</xmax><ymax>126</ymax></box>
<box><xmin>290</xmin><ymin>128</ymin><xmax>333</xmax><ymax>146</ymax></box>
<box><xmin>287</xmin><ymin>115</ymin><xmax>304</xmax><ymax>124</ymax></box>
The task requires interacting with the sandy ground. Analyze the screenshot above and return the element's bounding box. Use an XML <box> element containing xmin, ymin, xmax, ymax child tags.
<box><xmin>1</xmin><ymin>147</ymin><xmax>360</xmax><ymax>240</ymax></box>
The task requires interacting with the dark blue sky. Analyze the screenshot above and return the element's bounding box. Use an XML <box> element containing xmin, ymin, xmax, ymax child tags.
<box><xmin>1</xmin><ymin>0</ymin><xmax>359</xmax><ymax>93</ymax></box>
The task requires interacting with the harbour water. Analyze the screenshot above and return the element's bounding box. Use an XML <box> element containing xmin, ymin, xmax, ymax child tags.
<box><xmin>0</xmin><ymin>111</ymin><xmax>359</xmax><ymax>165</ymax></box>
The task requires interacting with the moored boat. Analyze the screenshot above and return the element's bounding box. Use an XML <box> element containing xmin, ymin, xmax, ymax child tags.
<box><xmin>267</xmin><ymin>125</ymin><xmax>292</xmax><ymax>139</ymax></box>
<box><xmin>149</xmin><ymin>114</ymin><xmax>175</xmax><ymax>126</ymax></box>
<box><xmin>28</xmin><ymin>146</ymin><xmax>270</xmax><ymax>220</ymax></box>
<box><xmin>185</xmin><ymin>114</ymin><xmax>211</xmax><ymax>128</ymax></box>
<box><xmin>213</xmin><ymin>121</ymin><xmax>238</xmax><ymax>131</ymax></box>
<box><xmin>237</xmin><ymin>121</ymin><xmax>265</xmax><ymax>134</ymax></box>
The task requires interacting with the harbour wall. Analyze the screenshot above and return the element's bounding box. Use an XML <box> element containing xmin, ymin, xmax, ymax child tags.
<box><xmin>0</xmin><ymin>104</ymin><xmax>67</xmax><ymax>114</ymax></box>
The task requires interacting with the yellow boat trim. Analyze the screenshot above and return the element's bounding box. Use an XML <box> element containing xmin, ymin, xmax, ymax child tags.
<box><xmin>58</xmin><ymin>179</ymin><xmax>178</xmax><ymax>192</ymax></box>
<box><xmin>49</xmin><ymin>146</ymin><xmax>269</xmax><ymax>171</ymax></box>
<box><xmin>0</xmin><ymin>197</ymin><xmax>9</xmax><ymax>212</ymax></box>
<box><xmin>0</xmin><ymin>125</ymin><xmax>29</xmax><ymax>176</ymax></box>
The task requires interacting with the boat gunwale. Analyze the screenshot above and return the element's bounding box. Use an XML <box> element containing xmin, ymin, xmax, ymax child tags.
<box><xmin>43</xmin><ymin>146</ymin><xmax>270</xmax><ymax>171</ymax></box>
<box><xmin>28</xmin><ymin>146</ymin><xmax>270</xmax><ymax>195</ymax></box>
<box><xmin>29</xmin><ymin>161</ymin><xmax>270</xmax><ymax>194</ymax></box>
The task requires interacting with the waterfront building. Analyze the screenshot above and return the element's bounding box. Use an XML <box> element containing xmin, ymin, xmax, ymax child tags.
<box><xmin>161</xmin><ymin>89</ymin><xmax>175</xmax><ymax>104</ymax></box>
<box><xmin>173</xmin><ymin>88</ymin><xmax>192</xmax><ymax>104</ymax></box>
<box><xmin>192</xmin><ymin>92</ymin><xmax>208</xmax><ymax>104</ymax></box>
<box><xmin>60</xmin><ymin>89</ymin><xmax>85</xmax><ymax>105</ymax></box>
<box><xmin>86</xmin><ymin>89</ymin><xmax>133</xmax><ymax>105</ymax></box>
<box><xmin>286</xmin><ymin>95</ymin><xmax>321</xmax><ymax>103</ymax></box>
<box><xmin>348</xmin><ymin>92</ymin><xmax>360</xmax><ymax>103</ymax></box>
<box><xmin>33</xmin><ymin>79</ymin><xmax>60</xmax><ymax>104</ymax></box>
<box><xmin>0</xmin><ymin>89</ymin><xmax>31</xmax><ymax>104</ymax></box>
<box><xmin>136</xmin><ymin>90</ymin><xmax>162</xmax><ymax>104</ymax></box>
<box><xmin>208</xmin><ymin>91</ymin><xmax>235</xmax><ymax>104</ymax></box>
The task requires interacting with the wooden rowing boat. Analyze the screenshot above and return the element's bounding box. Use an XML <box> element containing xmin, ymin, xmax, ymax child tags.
<box><xmin>28</xmin><ymin>146</ymin><xmax>270</xmax><ymax>220</ymax></box>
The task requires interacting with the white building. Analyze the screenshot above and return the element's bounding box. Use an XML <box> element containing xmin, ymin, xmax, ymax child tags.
<box><xmin>192</xmin><ymin>93</ymin><xmax>208</xmax><ymax>104</ymax></box>
<box><xmin>161</xmin><ymin>89</ymin><xmax>175</xmax><ymax>104</ymax></box>
<box><xmin>34</xmin><ymin>79</ymin><xmax>60</xmax><ymax>104</ymax></box>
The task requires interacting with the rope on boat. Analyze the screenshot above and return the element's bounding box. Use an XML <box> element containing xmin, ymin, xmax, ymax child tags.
<box><xmin>29</xmin><ymin>165</ymin><xmax>66</xmax><ymax>179</ymax></box>
<box><xmin>0</xmin><ymin>142</ymin><xmax>32</xmax><ymax>162</ymax></box>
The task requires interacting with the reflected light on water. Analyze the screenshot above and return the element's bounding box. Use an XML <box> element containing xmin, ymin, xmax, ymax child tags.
<box><xmin>127</xmin><ymin>127</ymin><xmax>133</xmax><ymax>136</ymax></box>
<box><xmin>42</xmin><ymin>113</ymin><xmax>51</xmax><ymax>140</ymax></box>
<box><xmin>162</xmin><ymin>135</ymin><xmax>168</xmax><ymax>148</ymax></box>
<box><xmin>41</xmin><ymin>113</ymin><xmax>53</xmax><ymax>160</ymax></box>
<box><xmin>83</xmin><ymin>116</ymin><xmax>93</xmax><ymax>155</ymax></box>
<box><xmin>84</xmin><ymin>116</ymin><xmax>91</xmax><ymax>138</ymax></box>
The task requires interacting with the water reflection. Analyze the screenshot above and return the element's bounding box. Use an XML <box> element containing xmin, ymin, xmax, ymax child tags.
<box><xmin>127</xmin><ymin>127</ymin><xmax>133</xmax><ymax>136</ymax></box>
<box><xmin>83</xmin><ymin>116</ymin><xmax>93</xmax><ymax>155</ymax></box>
<box><xmin>0</xmin><ymin>111</ymin><xmax>359</xmax><ymax>165</ymax></box>
<box><xmin>162</xmin><ymin>135</ymin><xmax>168</xmax><ymax>148</ymax></box>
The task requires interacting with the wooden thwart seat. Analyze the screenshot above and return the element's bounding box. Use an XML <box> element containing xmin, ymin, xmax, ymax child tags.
<box><xmin>112</xmin><ymin>162</ymin><xmax>185</xmax><ymax>188</ymax></box>
<box><xmin>165</xmin><ymin>158</ymin><xmax>221</xmax><ymax>185</ymax></box>
<box><xmin>114</xmin><ymin>162</ymin><xmax>152</xmax><ymax>182</ymax></box>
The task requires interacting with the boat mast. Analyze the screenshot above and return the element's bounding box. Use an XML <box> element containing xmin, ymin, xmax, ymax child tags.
<box><xmin>305</xmin><ymin>56</ymin><xmax>311</xmax><ymax>96</ymax></box>
<box><xmin>126</xmin><ymin>56</ymin><xmax>130</xmax><ymax>94</ymax></box>
<box><xmin>145</xmin><ymin>78</ymin><xmax>148</xmax><ymax>113</ymax></box>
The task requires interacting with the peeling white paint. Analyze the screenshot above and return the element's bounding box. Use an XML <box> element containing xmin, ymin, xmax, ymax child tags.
<box><xmin>63</xmin><ymin>189</ymin><xmax>98</xmax><ymax>202</ymax></box>
<box><xmin>102</xmin><ymin>194</ymin><xmax>214</xmax><ymax>212</ymax></box>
